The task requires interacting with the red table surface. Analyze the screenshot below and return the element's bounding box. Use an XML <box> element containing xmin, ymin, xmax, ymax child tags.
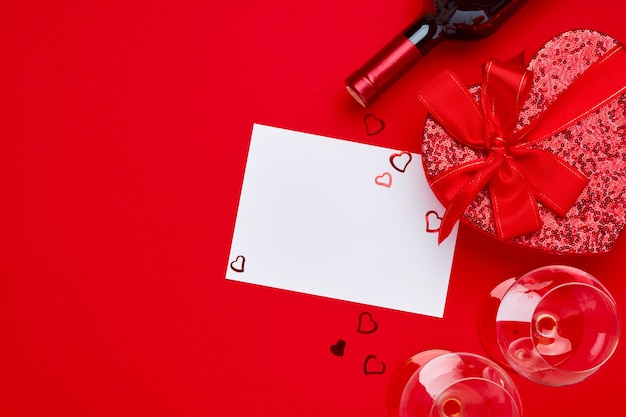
<box><xmin>1</xmin><ymin>0</ymin><xmax>625</xmax><ymax>416</ymax></box>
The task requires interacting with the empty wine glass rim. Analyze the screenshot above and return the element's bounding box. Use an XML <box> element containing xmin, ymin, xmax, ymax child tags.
<box><xmin>420</xmin><ymin>352</ymin><xmax>523</xmax><ymax>417</ymax></box>
<box><xmin>526</xmin><ymin>281</ymin><xmax>621</xmax><ymax>374</ymax></box>
<box><xmin>427</xmin><ymin>376</ymin><xmax>523</xmax><ymax>417</ymax></box>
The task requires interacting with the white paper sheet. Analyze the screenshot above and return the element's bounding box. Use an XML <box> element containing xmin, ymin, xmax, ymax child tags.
<box><xmin>226</xmin><ymin>124</ymin><xmax>457</xmax><ymax>317</ymax></box>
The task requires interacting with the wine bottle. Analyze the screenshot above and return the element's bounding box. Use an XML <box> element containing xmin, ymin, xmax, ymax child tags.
<box><xmin>345</xmin><ymin>0</ymin><xmax>527</xmax><ymax>107</ymax></box>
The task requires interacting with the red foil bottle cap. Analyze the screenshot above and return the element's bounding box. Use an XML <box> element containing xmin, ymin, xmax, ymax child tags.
<box><xmin>345</xmin><ymin>35</ymin><xmax>423</xmax><ymax>107</ymax></box>
<box><xmin>345</xmin><ymin>71</ymin><xmax>379</xmax><ymax>108</ymax></box>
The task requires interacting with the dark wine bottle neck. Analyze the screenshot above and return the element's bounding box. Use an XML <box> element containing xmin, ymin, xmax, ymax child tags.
<box><xmin>402</xmin><ymin>15</ymin><xmax>445</xmax><ymax>54</ymax></box>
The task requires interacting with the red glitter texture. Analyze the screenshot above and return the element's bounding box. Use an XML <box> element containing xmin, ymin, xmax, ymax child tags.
<box><xmin>422</xmin><ymin>30</ymin><xmax>626</xmax><ymax>254</ymax></box>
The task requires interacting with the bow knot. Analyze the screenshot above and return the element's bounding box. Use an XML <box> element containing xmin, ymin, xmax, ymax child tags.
<box><xmin>487</xmin><ymin>136</ymin><xmax>508</xmax><ymax>153</ymax></box>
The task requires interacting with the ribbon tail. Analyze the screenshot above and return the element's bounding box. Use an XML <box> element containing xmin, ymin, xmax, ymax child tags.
<box><xmin>438</xmin><ymin>180</ymin><xmax>482</xmax><ymax>243</ymax></box>
<box><xmin>436</xmin><ymin>154</ymin><xmax>504</xmax><ymax>243</ymax></box>
<box><xmin>490</xmin><ymin>158</ymin><xmax>542</xmax><ymax>239</ymax></box>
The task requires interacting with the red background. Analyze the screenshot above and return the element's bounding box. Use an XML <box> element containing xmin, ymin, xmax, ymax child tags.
<box><xmin>1</xmin><ymin>0</ymin><xmax>625</xmax><ymax>416</ymax></box>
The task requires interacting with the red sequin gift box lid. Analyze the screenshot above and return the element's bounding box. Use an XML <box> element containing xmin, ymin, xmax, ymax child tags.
<box><xmin>420</xmin><ymin>30</ymin><xmax>626</xmax><ymax>254</ymax></box>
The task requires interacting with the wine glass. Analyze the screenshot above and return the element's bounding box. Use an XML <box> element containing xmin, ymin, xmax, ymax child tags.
<box><xmin>479</xmin><ymin>265</ymin><xmax>620</xmax><ymax>386</ymax></box>
<box><xmin>388</xmin><ymin>349</ymin><xmax>522</xmax><ymax>417</ymax></box>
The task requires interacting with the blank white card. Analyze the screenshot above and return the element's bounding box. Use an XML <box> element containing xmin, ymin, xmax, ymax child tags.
<box><xmin>226</xmin><ymin>124</ymin><xmax>457</xmax><ymax>317</ymax></box>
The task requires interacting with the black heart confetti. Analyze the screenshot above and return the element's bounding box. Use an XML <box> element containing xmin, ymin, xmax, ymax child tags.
<box><xmin>330</xmin><ymin>339</ymin><xmax>346</xmax><ymax>357</ymax></box>
<box><xmin>230</xmin><ymin>255</ymin><xmax>246</xmax><ymax>273</ymax></box>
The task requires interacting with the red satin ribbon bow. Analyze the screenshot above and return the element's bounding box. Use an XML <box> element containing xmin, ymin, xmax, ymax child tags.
<box><xmin>417</xmin><ymin>45</ymin><xmax>626</xmax><ymax>243</ymax></box>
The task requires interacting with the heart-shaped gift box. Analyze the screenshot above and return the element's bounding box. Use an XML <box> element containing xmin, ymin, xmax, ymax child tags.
<box><xmin>418</xmin><ymin>30</ymin><xmax>626</xmax><ymax>254</ymax></box>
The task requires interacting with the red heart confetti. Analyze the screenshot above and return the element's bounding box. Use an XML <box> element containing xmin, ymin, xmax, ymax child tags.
<box><xmin>364</xmin><ymin>113</ymin><xmax>385</xmax><ymax>136</ymax></box>
<box><xmin>389</xmin><ymin>151</ymin><xmax>412</xmax><ymax>173</ymax></box>
<box><xmin>357</xmin><ymin>312</ymin><xmax>378</xmax><ymax>334</ymax></box>
<box><xmin>363</xmin><ymin>355</ymin><xmax>386</xmax><ymax>375</ymax></box>
<box><xmin>425</xmin><ymin>211</ymin><xmax>443</xmax><ymax>233</ymax></box>
<box><xmin>375</xmin><ymin>172</ymin><xmax>392</xmax><ymax>188</ymax></box>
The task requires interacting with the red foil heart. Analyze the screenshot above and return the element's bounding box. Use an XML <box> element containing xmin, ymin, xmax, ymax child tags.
<box><xmin>420</xmin><ymin>30</ymin><xmax>626</xmax><ymax>254</ymax></box>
